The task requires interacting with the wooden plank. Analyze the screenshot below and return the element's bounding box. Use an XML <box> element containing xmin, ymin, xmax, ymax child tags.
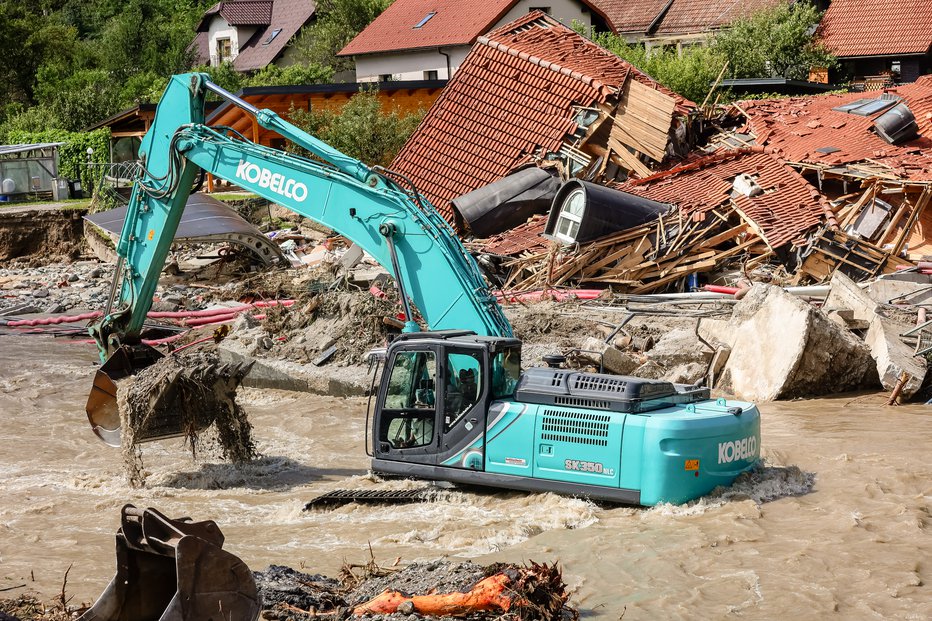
<box><xmin>891</xmin><ymin>187</ymin><xmax>931</xmax><ymax>256</ymax></box>
<box><xmin>698</xmin><ymin>223</ymin><xmax>749</xmax><ymax>248</ymax></box>
<box><xmin>608</xmin><ymin>145</ymin><xmax>652</xmax><ymax>179</ymax></box>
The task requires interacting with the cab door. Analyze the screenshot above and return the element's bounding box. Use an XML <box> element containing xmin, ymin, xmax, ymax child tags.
<box><xmin>436</xmin><ymin>347</ymin><xmax>488</xmax><ymax>471</ymax></box>
<box><xmin>374</xmin><ymin>345</ymin><xmax>441</xmax><ymax>466</ymax></box>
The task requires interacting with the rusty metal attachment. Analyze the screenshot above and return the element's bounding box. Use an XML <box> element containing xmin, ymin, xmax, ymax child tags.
<box><xmin>79</xmin><ymin>504</ymin><xmax>260</xmax><ymax>621</ymax></box>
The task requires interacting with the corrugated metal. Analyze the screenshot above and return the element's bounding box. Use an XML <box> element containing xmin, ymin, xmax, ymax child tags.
<box><xmin>0</xmin><ymin>143</ymin><xmax>65</xmax><ymax>157</ymax></box>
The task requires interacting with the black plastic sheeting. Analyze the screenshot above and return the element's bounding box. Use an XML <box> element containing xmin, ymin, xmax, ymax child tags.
<box><xmin>452</xmin><ymin>167</ymin><xmax>560</xmax><ymax>237</ymax></box>
<box><xmin>544</xmin><ymin>179</ymin><xmax>674</xmax><ymax>244</ymax></box>
<box><xmin>85</xmin><ymin>193</ymin><xmax>285</xmax><ymax>265</ymax></box>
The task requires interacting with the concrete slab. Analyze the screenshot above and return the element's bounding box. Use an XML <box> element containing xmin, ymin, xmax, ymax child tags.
<box><xmin>718</xmin><ymin>284</ymin><xmax>877</xmax><ymax>401</ymax></box>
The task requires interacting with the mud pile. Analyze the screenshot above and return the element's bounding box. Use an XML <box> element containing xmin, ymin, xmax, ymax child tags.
<box><xmin>117</xmin><ymin>349</ymin><xmax>256</xmax><ymax>486</ymax></box>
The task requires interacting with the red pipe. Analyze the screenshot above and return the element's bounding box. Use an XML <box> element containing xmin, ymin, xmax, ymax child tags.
<box><xmin>702</xmin><ymin>285</ymin><xmax>740</xmax><ymax>295</ymax></box>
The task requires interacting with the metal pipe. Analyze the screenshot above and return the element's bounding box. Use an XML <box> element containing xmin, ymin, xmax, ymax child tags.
<box><xmin>203</xmin><ymin>80</ymin><xmax>261</xmax><ymax>116</ymax></box>
<box><xmin>380</xmin><ymin>222</ymin><xmax>418</xmax><ymax>332</ymax></box>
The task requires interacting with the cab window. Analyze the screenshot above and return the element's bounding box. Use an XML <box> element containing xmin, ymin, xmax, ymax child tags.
<box><xmin>384</xmin><ymin>350</ymin><xmax>436</xmax><ymax>409</ymax></box>
<box><xmin>381</xmin><ymin>350</ymin><xmax>436</xmax><ymax>449</ymax></box>
<box><xmin>444</xmin><ymin>351</ymin><xmax>482</xmax><ymax>431</ymax></box>
<box><xmin>491</xmin><ymin>346</ymin><xmax>521</xmax><ymax>398</ymax></box>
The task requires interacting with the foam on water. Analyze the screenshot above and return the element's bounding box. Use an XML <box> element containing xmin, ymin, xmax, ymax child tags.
<box><xmin>648</xmin><ymin>462</ymin><xmax>816</xmax><ymax>517</ymax></box>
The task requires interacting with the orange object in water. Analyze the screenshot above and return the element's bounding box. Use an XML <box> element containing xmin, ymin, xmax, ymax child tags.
<box><xmin>352</xmin><ymin>573</ymin><xmax>521</xmax><ymax>616</ymax></box>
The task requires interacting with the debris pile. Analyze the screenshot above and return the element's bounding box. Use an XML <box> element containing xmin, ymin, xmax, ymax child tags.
<box><xmin>255</xmin><ymin>560</ymin><xmax>574</xmax><ymax>620</ymax></box>
<box><xmin>388</xmin><ymin>16</ymin><xmax>932</xmax><ymax>298</ymax></box>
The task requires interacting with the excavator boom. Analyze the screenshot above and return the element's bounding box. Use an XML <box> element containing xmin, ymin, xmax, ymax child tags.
<box><xmin>87</xmin><ymin>73</ymin><xmax>510</xmax><ymax>446</ymax></box>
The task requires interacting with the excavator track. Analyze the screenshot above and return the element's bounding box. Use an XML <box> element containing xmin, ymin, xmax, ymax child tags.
<box><xmin>304</xmin><ymin>487</ymin><xmax>437</xmax><ymax>510</ymax></box>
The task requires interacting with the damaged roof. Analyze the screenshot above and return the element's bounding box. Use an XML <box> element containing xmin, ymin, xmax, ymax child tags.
<box><xmin>391</xmin><ymin>11</ymin><xmax>691</xmax><ymax>224</ymax></box>
<box><xmin>339</xmin><ymin>0</ymin><xmax>615</xmax><ymax>57</ymax></box>
<box><xmin>592</xmin><ymin>0</ymin><xmax>783</xmax><ymax>35</ymax></box>
<box><xmin>190</xmin><ymin>0</ymin><xmax>315</xmax><ymax>72</ymax></box>
<box><xmin>818</xmin><ymin>0</ymin><xmax>932</xmax><ymax>58</ymax></box>
<box><xmin>618</xmin><ymin>148</ymin><xmax>826</xmax><ymax>248</ymax></box>
<box><xmin>738</xmin><ymin>77</ymin><xmax>932</xmax><ymax>180</ymax></box>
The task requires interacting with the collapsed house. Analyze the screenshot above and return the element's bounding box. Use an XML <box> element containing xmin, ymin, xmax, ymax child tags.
<box><xmin>390</xmin><ymin>10</ymin><xmax>697</xmax><ymax>233</ymax></box>
<box><xmin>388</xmin><ymin>10</ymin><xmax>932</xmax><ymax>294</ymax></box>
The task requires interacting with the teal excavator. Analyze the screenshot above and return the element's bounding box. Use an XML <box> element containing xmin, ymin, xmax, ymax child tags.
<box><xmin>86</xmin><ymin>73</ymin><xmax>761</xmax><ymax>508</ymax></box>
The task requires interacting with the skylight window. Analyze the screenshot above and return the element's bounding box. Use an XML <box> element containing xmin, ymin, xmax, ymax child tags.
<box><xmin>263</xmin><ymin>28</ymin><xmax>282</xmax><ymax>45</ymax></box>
<box><xmin>413</xmin><ymin>12</ymin><xmax>436</xmax><ymax>28</ymax></box>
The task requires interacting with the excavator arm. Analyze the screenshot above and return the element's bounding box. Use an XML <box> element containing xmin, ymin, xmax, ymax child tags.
<box><xmin>92</xmin><ymin>73</ymin><xmax>509</xmax><ymax>358</ymax></box>
<box><xmin>86</xmin><ymin>73</ymin><xmax>510</xmax><ymax>446</ymax></box>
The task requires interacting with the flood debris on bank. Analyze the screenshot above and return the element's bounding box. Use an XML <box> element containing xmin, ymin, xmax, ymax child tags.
<box><xmin>255</xmin><ymin>560</ymin><xmax>574</xmax><ymax>620</ymax></box>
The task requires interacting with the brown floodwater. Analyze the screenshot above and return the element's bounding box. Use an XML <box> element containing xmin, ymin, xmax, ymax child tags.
<box><xmin>0</xmin><ymin>337</ymin><xmax>929</xmax><ymax>619</ymax></box>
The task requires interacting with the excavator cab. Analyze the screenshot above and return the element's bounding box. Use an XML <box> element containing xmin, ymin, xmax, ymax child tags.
<box><xmin>372</xmin><ymin>331</ymin><xmax>522</xmax><ymax>472</ymax></box>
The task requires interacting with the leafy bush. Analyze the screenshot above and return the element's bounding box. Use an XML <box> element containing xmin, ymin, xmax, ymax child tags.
<box><xmin>713</xmin><ymin>2</ymin><xmax>837</xmax><ymax>81</ymax></box>
<box><xmin>288</xmin><ymin>90</ymin><xmax>424</xmax><ymax>167</ymax></box>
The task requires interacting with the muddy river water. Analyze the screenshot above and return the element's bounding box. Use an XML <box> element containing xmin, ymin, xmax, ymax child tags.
<box><xmin>1</xmin><ymin>337</ymin><xmax>929</xmax><ymax>619</ymax></box>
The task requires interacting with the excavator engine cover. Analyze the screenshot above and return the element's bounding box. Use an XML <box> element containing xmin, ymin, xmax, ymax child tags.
<box><xmin>80</xmin><ymin>504</ymin><xmax>260</xmax><ymax>621</ymax></box>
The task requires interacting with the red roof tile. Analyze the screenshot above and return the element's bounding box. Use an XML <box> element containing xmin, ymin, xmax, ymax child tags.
<box><xmin>341</xmin><ymin>0</ymin><xmax>617</xmax><ymax>56</ymax></box>
<box><xmin>653</xmin><ymin>0</ymin><xmax>784</xmax><ymax>35</ymax></box>
<box><xmin>483</xmin><ymin>215</ymin><xmax>549</xmax><ymax>255</ymax></box>
<box><xmin>618</xmin><ymin>149</ymin><xmax>825</xmax><ymax>248</ymax></box>
<box><xmin>340</xmin><ymin>0</ymin><xmax>518</xmax><ymax>56</ymax></box>
<box><xmin>390</xmin><ymin>12</ymin><xmax>692</xmax><ymax>225</ymax></box>
<box><xmin>589</xmin><ymin>0</ymin><xmax>670</xmax><ymax>34</ymax></box>
<box><xmin>221</xmin><ymin>0</ymin><xmax>273</xmax><ymax>26</ymax></box>
<box><xmin>738</xmin><ymin>82</ymin><xmax>932</xmax><ymax>181</ymax></box>
<box><xmin>818</xmin><ymin>0</ymin><xmax>932</xmax><ymax>58</ymax></box>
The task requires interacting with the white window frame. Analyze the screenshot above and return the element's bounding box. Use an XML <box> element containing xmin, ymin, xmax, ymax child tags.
<box><xmin>554</xmin><ymin>188</ymin><xmax>585</xmax><ymax>243</ymax></box>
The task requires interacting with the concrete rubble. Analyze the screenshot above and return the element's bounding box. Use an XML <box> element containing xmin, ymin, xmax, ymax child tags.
<box><xmin>711</xmin><ymin>284</ymin><xmax>878</xmax><ymax>401</ymax></box>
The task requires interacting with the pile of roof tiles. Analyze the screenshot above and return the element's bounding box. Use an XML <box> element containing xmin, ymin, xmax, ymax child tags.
<box><xmin>391</xmin><ymin>11</ymin><xmax>932</xmax><ymax>294</ymax></box>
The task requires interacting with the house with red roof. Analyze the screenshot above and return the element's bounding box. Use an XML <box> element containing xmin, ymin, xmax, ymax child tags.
<box><xmin>818</xmin><ymin>0</ymin><xmax>932</xmax><ymax>84</ymax></box>
<box><xmin>595</xmin><ymin>0</ymin><xmax>786</xmax><ymax>53</ymax></box>
<box><xmin>189</xmin><ymin>0</ymin><xmax>316</xmax><ymax>72</ymax></box>
<box><xmin>338</xmin><ymin>0</ymin><xmax>616</xmax><ymax>83</ymax></box>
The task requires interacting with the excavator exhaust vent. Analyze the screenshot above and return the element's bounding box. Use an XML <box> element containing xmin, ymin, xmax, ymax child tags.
<box><xmin>554</xmin><ymin>395</ymin><xmax>611</xmax><ymax>410</ymax></box>
<box><xmin>572</xmin><ymin>375</ymin><xmax>627</xmax><ymax>393</ymax></box>
<box><xmin>541</xmin><ymin>409</ymin><xmax>610</xmax><ymax>446</ymax></box>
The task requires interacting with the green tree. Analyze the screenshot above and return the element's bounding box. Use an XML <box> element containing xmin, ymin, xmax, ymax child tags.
<box><xmin>712</xmin><ymin>2</ymin><xmax>837</xmax><ymax>80</ymax></box>
<box><xmin>291</xmin><ymin>0</ymin><xmax>391</xmax><ymax>75</ymax></box>
<box><xmin>289</xmin><ymin>90</ymin><xmax>424</xmax><ymax>166</ymax></box>
<box><xmin>246</xmin><ymin>62</ymin><xmax>334</xmax><ymax>87</ymax></box>
<box><xmin>593</xmin><ymin>34</ymin><xmax>725</xmax><ymax>104</ymax></box>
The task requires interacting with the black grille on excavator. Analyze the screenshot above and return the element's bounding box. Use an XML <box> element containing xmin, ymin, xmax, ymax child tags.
<box><xmin>514</xmin><ymin>367</ymin><xmax>710</xmax><ymax>413</ymax></box>
<box><xmin>554</xmin><ymin>396</ymin><xmax>611</xmax><ymax>410</ymax></box>
<box><xmin>541</xmin><ymin>409</ymin><xmax>610</xmax><ymax>446</ymax></box>
<box><xmin>572</xmin><ymin>375</ymin><xmax>627</xmax><ymax>393</ymax></box>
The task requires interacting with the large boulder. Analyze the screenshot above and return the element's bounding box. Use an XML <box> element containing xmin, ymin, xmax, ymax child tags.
<box><xmin>717</xmin><ymin>284</ymin><xmax>878</xmax><ymax>401</ymax></box>
<box><xmin>825</xmin><ymin>272</ymin><xmax>927</xmax><ymax>399</ymax></box>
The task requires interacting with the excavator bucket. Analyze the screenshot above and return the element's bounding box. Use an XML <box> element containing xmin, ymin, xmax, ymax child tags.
<box><xmin>86</xmin><ymin>344</ymin><xmax>253</xmax><ymax>447</ymax></box>
<box><xmin>80</xmin><ymin>504</ymin><xmax>260</xmax><ymax>621</ymax></box>
<box><xmin>86</xmin><ymin>344</ymin><xmax>165</xmax><ymax>447</ymax></box>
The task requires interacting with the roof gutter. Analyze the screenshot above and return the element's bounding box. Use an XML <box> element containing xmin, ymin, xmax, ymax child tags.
<box><xmin>438</xmin><ymin>48</ymin><xmax>452</xmax><ymax>79</ymax></box>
